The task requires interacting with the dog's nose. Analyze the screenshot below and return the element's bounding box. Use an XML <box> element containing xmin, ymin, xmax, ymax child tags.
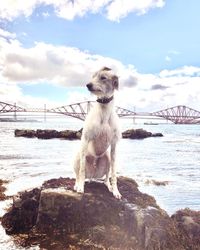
<box><xmin>86</xmin><ymin>83</ymin><xmax>93</xmax><ymax>90</ymax></box>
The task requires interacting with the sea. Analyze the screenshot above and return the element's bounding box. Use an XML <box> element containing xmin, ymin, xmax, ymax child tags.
<box><xmin>0</xmin><ymin>118</ymin><xmax>200</xmax><ymax>249</ymax></box>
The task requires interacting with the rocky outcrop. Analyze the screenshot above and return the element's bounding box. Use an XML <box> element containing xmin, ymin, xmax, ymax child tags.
<box><xmin>15</xmin><ymin>129</ymin><xmax>82</xmax><ymax>140</ymax></box>
<box><xmin>2</xmin><ymin>176</ymin><xmax>199</xmax><ymax>250</ymax></box>
<box><xmin>15</xmin><ymin>129</ymin><xmax>36</xmax><ymax>138</ymax></box>
<box><xmin>122</xmin><ymin>129</ymin><xmax>163</xmax><ymax>139</ymax></box>
<box><xmin>59</xmin><ymin>129</ymin><xmax>82</xmax><ymax>140</ymax></box>
<box><xmin>15</xmin><ymin>128</ymin><xmax>163</xmax><ymax>140</ymax></box>
<box><xmin>145</xmin><ymin>179</ymin><xmax>170</xmax><ymax>186</ymax></box>
<box><xmin>172</xmin><ymin>209</ymin><xmax>200</xmax><ymax>250</ymax></box>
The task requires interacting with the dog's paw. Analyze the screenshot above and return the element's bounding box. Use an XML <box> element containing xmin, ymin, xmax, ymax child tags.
<box><xmin>113</xmin><ymin>189</ymin><xmax>122</xmax><ymax>199</ymax></box>
<box><xmin>73</xmin><ymin>184</ymin><xmax>78</xmax><ymax>191</ymax></box>
<box><xmin>76</xmin><ymin>185</ymin><xmax>84</xmax><ymax>194</ymax></box>
<box><xmin>104</xmin><ymin>180</ymin><xmax>112</xmax><ymax>192</ymax></box>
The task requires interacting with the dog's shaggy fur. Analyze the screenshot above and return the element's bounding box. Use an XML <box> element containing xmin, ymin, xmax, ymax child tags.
<box><xmin>73</xmin><ymin>67</ymin><xmax>121</xmax><ymax>199</ymax></box>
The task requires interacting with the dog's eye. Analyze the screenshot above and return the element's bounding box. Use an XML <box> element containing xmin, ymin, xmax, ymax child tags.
<box><xmin>100</xmin><ymin>75</ymin><xmax>107</xmax><ymax>81</ymax></box>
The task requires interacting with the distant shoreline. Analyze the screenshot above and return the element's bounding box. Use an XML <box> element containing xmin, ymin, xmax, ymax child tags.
<box><xmin>0</xmin><ymin>118</ymin><xmax>38</xmax><ymax>122</ymax></box>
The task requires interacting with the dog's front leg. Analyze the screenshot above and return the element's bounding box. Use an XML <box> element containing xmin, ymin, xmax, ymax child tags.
<box><xmin>76</xmin><ymin>144</ymin><xmax>87</xmax><ymax>193</ymax></box>
<box><xmin>110</xmin><ymin>143</ymin><xmax>121</xmax><ymax>199</ymax></box>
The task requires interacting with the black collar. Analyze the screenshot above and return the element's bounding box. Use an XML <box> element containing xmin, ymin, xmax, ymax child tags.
<box><xmin>96</xmin><ymin>95</ymin><xmax>114</xmax><ymax>104</ymax></box>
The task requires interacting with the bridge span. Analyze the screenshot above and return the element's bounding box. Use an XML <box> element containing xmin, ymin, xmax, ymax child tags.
<box><xmin>1</xmin><ymin>101</ymin><xmax>200</xmax><ymax>124</ymax></box>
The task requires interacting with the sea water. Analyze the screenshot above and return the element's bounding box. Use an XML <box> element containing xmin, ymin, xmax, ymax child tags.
<box><xmin>0</xmin><ymin>118</ymin><xmax>200</xmax><ymax>249</ymax></box>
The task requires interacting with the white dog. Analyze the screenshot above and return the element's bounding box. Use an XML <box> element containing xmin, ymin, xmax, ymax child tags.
<box><xmin>73</xmin><ymin>67</ymin><xmax>121</xmax><ymax>199</ymax></box>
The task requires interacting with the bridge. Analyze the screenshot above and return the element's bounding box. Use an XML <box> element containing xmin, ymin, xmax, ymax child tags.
<box><xmin>0</xmin><ymin>101</ymin><xmax>200</xmax><ymax>124</ymax></box>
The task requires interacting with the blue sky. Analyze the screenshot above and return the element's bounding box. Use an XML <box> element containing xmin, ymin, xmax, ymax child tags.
<box><xmin>1</xmin><ymin>0</ymin><xmax>200</xmax><ymax>111</ymax></box>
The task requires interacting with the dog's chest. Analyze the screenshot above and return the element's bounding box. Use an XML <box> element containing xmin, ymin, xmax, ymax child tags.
<box><xmin>91</xmin><ymin>125</ymin><xmax>112</xmax><ymax>156</ymax></box>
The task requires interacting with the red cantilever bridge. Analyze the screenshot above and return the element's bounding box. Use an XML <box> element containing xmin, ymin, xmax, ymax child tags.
<box><xmin>1</xmin><ymin>101</ymin><xmax>200</xmax><ymax>124</ymax></box>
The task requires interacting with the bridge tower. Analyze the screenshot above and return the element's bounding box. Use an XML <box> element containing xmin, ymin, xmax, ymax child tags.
<box><xmin>14</xmin><ymin>103</ymin><xmax>17</xmax><ymax>121</ymax></box>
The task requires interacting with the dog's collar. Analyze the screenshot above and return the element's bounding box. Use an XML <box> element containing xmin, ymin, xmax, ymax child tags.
<box><xmin>96</xmin><ymin>95</ymin><xmax>114</xmax><ymax>104</ymax></box>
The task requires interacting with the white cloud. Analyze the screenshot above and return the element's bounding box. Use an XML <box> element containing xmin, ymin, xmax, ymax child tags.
<box><xmin>165</xmin><ymin>55</ymin><xmax>171</xmax><ymax>62</ymax></box>
<box><xmin>0</xmin><ymin>0</ymin><xmax>166</xmax><ymax>22</ymax></box>
<box><xmin>1</xmin><ymin>29</ymin><xmax>200</xmax><ymax>112</ymax></box>
<box><xmin>0</xmin><ymin>82</ymin><xmax>61</xmax><ymax>108</ymax></box>
<box><xmin>106</xmin><ymin>0</ymin><xmax>165</xmax><ymax>21</ymax></box>
<box><xmin>0</xmin><ymin>0</ymin><xmax>39</xmax><ymax>21</ymax></box>
<box><xmin>160</xmin><ymin>66</ymin><xmax>200</xmax><ymax>77</ymax></box>
<box><xmin>0</xmin><ymin>28</ymin><xmax>16</xmax><ymax>39</ymax></box>
<box><xmin>164</xmin><ymin>50</ymin><xmax>180</xmax><ymax>63</ymax></box>
<box><xmin>0</xmin><ymin>33</ymin><xmax>139</xmax><ymax>87</ymax></box>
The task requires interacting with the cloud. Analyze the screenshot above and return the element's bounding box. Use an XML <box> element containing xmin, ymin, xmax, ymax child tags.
<box><xmin>165</xmin><ymin>50</ymin><xmax>180</xmax><ymax>63</ymax></box>
<box><xmin>151</xmin><ymin>84</ymin><xmax>168</xmax><ymax>90</ymax></box>
<box><xmin>0</xmin><ymin>32</ymin><xmax>139</xmax><ymax>88</ymax></box>
<box><xmin>0</xmin><ymin>28</ymin><xmax>16</xmax><ymax>39</ymax></box>
<box><xmin>1</xmin><ymin>28</ymin><xmax>200</xmax><ymax>112</ymax></box>
<box><xmin>0</xmin><ymin>0</ymin><xmax>38</xmax><ymax>21</ymax></box>
<box><xmin>106</xmin><ymin>0</ymin><xmax>165</xmax><ymax>21</ymax></box>
<box><xmin>0</xmin><ymin>0</ymin><xmax>166</xmax><ymax>22</ymax></box>
<box><xmin>165</xmin><ymin>56</ymin><xmax>171</xmax><ymax>62</ymax></box>
<box><xmin>160</xmin><ymin>66</ymin><xmax>200</xmax><ymax>77</ymax></box>
<box><xmin>0</xmin><ymin>82</ymin><xmax>61</xmax><ymax>108</ymax></box>
<box><xmin>0</xmin><ymin>30</ymin><xmax>139</xmax><ymax>107</ymax></box>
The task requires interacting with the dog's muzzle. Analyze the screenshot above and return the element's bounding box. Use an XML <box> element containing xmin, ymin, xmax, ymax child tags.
<box><xmin>86</xmin><ymin>83</ymin><xmax>93</xmax><ymax>91</ymax></box>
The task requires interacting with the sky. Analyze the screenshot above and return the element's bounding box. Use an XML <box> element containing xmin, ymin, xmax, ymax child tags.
<box><xmin>1</xmin><ymin>0</ymin><xmax>200</xmax><ymax>112</ymax></box>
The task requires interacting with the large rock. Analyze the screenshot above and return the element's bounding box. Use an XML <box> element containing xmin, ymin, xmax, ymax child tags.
<box><xmin>15</xmin><ymin>128</ymin><xmax>163</xmax><ymax>140</ymax></box>
<box><xmin>15</xmin><ymin>129</ymin><xmax>36</xmax><ymax>138</ymax></box>
<box><xmin>14</xmin><ymin>129</ymin><xmax>81</xmax><ymax>140</ymax></box>
<box><xmin>172</xmin><ymin>209</ymin><xmax>200</xmax><ymax>250</ymax></box>
<box><xmin>122</xmin><ymin>129</ymin><xmax>163</xmax><ymax>139</ymax></box>
<box><xmin>59</xmin><ymin>129</ymin><xmax>82</xmax><ymax>140</ymax></box>
<box><xmin>36</xmin><ymin>129</ymin><xmax>60</xmax><ymax>139</ymax></box>
<box><xmin>2</xmin><ymin>176</ymin><xmax>195</xmax><ymax>250</ymax></box>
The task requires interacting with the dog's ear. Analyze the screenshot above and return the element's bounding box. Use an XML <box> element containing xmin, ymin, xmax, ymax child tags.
<box><xmin>101</xmin><ymin>66</ymin><xmax>112</xmax><ymax>71</ymax></box>
<box><xmin>112</xmin><ymin>75</ymin><xmax>119</xmax><ymax>90</ymax></box>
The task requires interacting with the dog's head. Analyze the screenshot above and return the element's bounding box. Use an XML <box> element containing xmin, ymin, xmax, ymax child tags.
<box><xmin>86</xmin><ymin>67</ymin><xmax>119</xmax><ymax>98</ymax></box>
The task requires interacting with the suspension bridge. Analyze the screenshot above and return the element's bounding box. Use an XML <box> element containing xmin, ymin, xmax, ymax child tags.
<box><xmin>1</xmin><ymin>101</ymin><xmax>200</xmax><ymax>124</ymax></box>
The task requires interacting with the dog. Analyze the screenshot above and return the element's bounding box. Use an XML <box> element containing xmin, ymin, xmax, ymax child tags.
<box><xmin>73</xmin><ymin>67</ymin><xmax>121</xmax><ymax>199</ymax></box>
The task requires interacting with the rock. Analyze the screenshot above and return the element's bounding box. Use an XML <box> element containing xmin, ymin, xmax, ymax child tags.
<box><xmin>145</xmin><ymin>179</ymin><xmax>170</xmax><ymax>186</ymax></box>
<box><xmin>122</xmin><ymin>128</ymin><xmax>163</xmax><ymax>139</ymax></box>
<box><xmin>152</xmin><ymin>132</ymin><xmax>163</xmax><ymax>137</ymax></box>
<box><xmin>15</xmin><ymin>128</ymin><xmax>163</xmax><ymax>140</ymax></box>
<box><xmin>0</xmin><ymin>179</ymin><xmax>9</xmax><ymax>201</ymax></box>
<box><xmin>36</xmin><ymin>129</ymin><xmax>60</xmax><ymax>139</ymax></box>
<box><xmin>59</xmin><ymin>129</ymin><xmax>82</xmax><ymax>140</ymax></box>
<box><xmin>14</xmin><ymin>129</ymin><xmax>81</xmax><ymax>140</ymax></box>
<box><xmin>1</xmin><ymin>188</ymin><xmax>40</xmax><ymax>234</ymax></box>
<box><xmin>1</xmin><ymin>176</ymin><xmax>191</xmax><ymax>250</ymax></box>
<box><xmin>15</xmin><ymin>129</ymin><xmax>36</xmax><ymax>138</ymax></box>
<box><xmin>171</xmin><ymin>209</ymin><xmax>200</xmax><ymax>250</ymax></box>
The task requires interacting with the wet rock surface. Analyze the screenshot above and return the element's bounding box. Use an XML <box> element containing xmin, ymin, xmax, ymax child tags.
<box><xmin>15</xmin><ymin>129</ymin><xmax>82</xmax><ymax>140</ymax></box>
<box><xmin>172</xmin><ymin>209</ymin><xmax>200</xmax><ymax>250</ymax></box>
<box><xmin>122</xmin><ymin>128</ymin><xmax>163</xmax><ymax>139</ymax></box>
<box><xmin>2</xmin><ymin>176</ymin><xmax>199</xmax><ymax>249</ymax></box>
<box><xmin>15</xmin><ymin>128</ymin><xmax>163</xmax><ymax>140</ymax></box>
<box><xmin>15</xmin><ymin>129</ymin><xmax>36</xmax><ymax>138</ymax></box>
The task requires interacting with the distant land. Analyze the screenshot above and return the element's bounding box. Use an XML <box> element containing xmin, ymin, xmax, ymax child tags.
<box><xmin>0</xmin><ymin>118</ymin><xmax>38</xmax><ymax>122</ymax></box>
